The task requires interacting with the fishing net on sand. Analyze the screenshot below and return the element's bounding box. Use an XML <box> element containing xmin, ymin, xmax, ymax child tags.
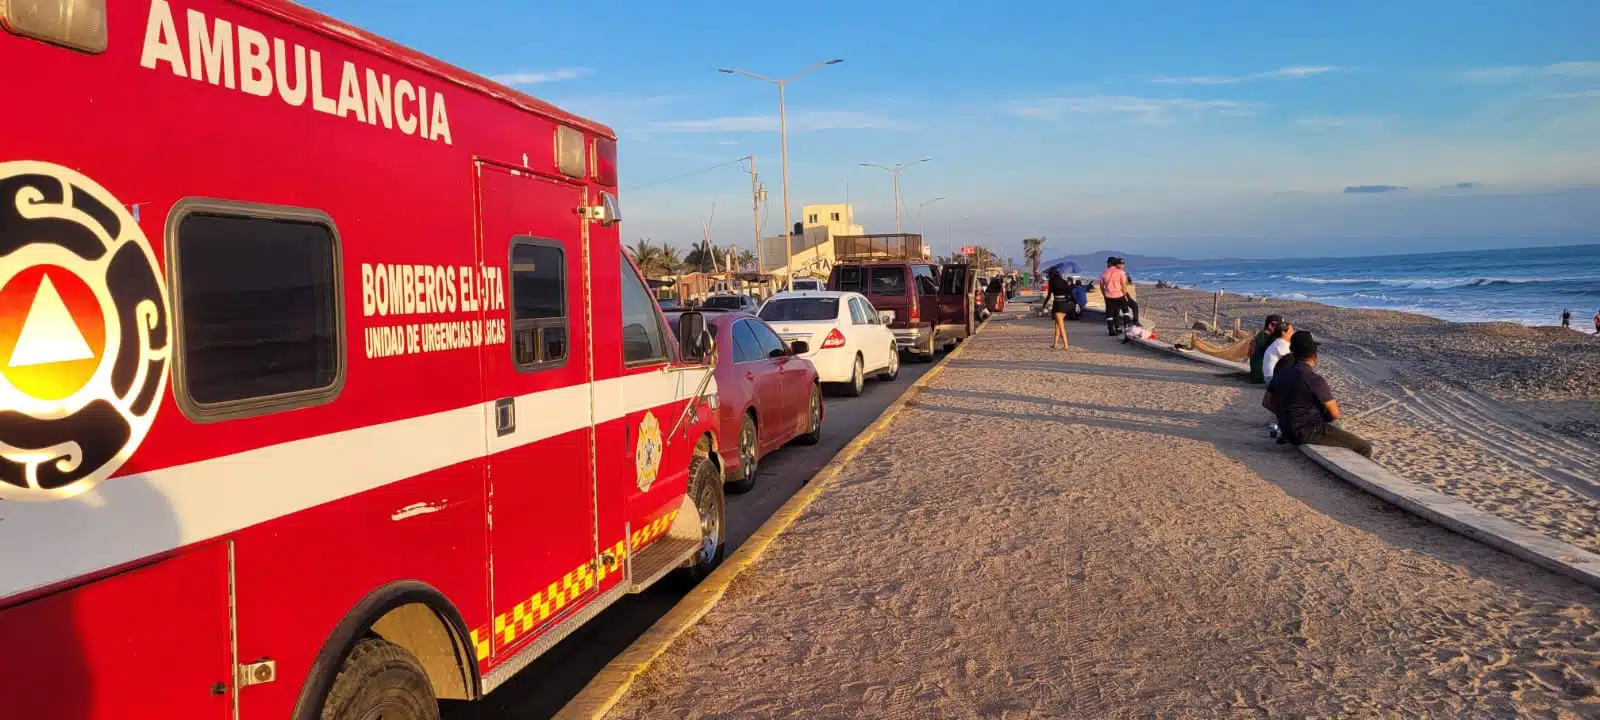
<box><xmin>1187</xmin><ymin>333</ymin><xmax>1256</xmax><ymax>362</ymax></box>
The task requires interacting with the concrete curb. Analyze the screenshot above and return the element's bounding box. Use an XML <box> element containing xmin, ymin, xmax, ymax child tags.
<box><xmin>554</xmin><ymin>320</ymin><xmax>989</xmax><ymax>720</ymax></box>
<box><xmin>1300</xmin><ymin>445</ymin><xmax>1600</xmax><ymax>591</ymax></box>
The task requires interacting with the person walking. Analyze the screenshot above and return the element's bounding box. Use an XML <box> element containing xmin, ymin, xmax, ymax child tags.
<box><xmin>1561</xmin><ymin>308</ymin><xmax>1571</xmax><ymax>328</ymax></box>
<box><xmin>1098</xmin><ymin>257</ymin><xmax>1140</xmax><ymax>327</ymax></box>
<box><xmin>1262</xmin><ymin>331</ymin><xmax>1374</xmax><ymax>458</ymax></box>
<box><xmin>1047</xmin><ymin>267</ymin><xmax>1073</xmax><ymax>350</ymax></box>
<box><xmin>1248</xmin><ymin>315</ymin><xmax>1284</xmax><ymax>385</ymax></box>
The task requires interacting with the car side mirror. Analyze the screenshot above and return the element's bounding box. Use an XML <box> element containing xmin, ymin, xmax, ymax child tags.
<box><xmin>789</xmin><ymin>340</ymin><xmax>810</xmax><ymax>355</ymax></box>
<box><xmin>678</xmin><ymin>311</ymin><xmax>712</xmax><ymax>364</ymax></box>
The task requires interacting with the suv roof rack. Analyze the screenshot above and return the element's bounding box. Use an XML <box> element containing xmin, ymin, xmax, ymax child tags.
<box><xmin>833</xmin><ymin>233</ymin><xmax>928</xmax><ymax>262</ymax></box>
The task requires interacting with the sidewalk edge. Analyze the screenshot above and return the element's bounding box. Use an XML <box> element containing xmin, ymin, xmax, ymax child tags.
<box><xmin>1301</xmin><ymin>445</ymin><xmax>1600</xmax><ymax>591</ymax></box>
<box><xmin>553</xmin><ymin>323</ymin><xmax>988</xmax><ymax>720</ymax></box>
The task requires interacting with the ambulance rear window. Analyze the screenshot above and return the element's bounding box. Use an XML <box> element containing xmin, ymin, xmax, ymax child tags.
<box><xmin>171</xmin><ymin>203</ymin><xmax>343</xmax><ymax>420</ymax></box>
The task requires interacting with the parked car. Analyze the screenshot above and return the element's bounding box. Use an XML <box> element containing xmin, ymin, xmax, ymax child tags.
<box><xmin>758</xmin><ymin>291</ymin><xmax>899</xmax><ymax>396</ymax></box>
<box><xmin>665</xmin><ymin>310</ymin><xmax>823</xmax><ymax>493</ymax></box>
<box><xmin>701</xmin><ymin>293</ymin><xmax>760</xmax><ymax>313</ymax></box>
<box><xmin>658</xmin><ymin>298</ymin><xmax>683</xmax><ymax>311</ymax></box>
<box><xmin>789</xmin><ymin>277</ymin><xmax>825</xmax><ymax>292</ymax></box>
<box><xmin>828</xmin><ymin>260</ymin><xmax>975</xmax><ymax>362</ymax></box>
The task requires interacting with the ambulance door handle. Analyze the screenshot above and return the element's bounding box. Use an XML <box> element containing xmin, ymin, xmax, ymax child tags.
<box><xmin>495</xmin><ymin>397</ymin><xmax>515</xmax><ymax>437</ymax></box>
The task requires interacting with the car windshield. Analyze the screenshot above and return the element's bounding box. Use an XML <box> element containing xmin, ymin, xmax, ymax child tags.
<box><xmin>759</xmin><ymin>298</ymin><xmax>839</xmax><ymax>322</ymax></box>
<box><xmin>703</xmin><ymin>296</ymin><xmax>748</xmax><ymax>310</ymax></box>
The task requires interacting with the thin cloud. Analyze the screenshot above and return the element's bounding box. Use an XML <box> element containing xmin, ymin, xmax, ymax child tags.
<box><xmin>1295</xmin><ymin>115</ymin><xmax>1350</xmax><ymax>129</ymax></box>
<box><xmin>1009</xmin><ymin>96</ymin><xmax>1257</xmax><ymax>124</ymax></box>
<box><xmin>1344</xmin><ymin>185</ymin><xmax>1407</xmax><ymax>194</ymax></box>
<box><xmin>489</xmin><ymin>68</ymin><xmax>593</xmax><ymax>86</ymax></box>
<box><xmin>648</xmin><ymin>110</ymin><xmax>904</xmax><ymax>133</ymax></box>
<box><xmin>1458</xmin><ymin>61</ymin><xmax>1600</xmax><ymax>82</ymax></box>
<box><xmin>1153</xmin><ymin>65</ymin><xmax>1340</xmax><ymax>85</ymax></box>
<box><xmin>1549</xmin><ymin>89</ymin><xmax>1600</xmax><ymax>99</ymax></box>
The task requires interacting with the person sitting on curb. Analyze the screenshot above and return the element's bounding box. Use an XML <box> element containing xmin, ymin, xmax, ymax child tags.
<box><xmin>1262</xmin><ymin>331</ymin><xmax>1374</xmax><ymax>458</ymax></box>
<box><xmin>1248</xmin><ymin>314</ymin><xmax>1284</xmax><ymax>384</ymax></box>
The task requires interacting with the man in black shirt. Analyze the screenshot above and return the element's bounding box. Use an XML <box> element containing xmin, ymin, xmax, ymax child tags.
<box><xmin>1262</xmin><ymin>331</ymin><xmax>1374</xmax><ymax>458</ymax></box>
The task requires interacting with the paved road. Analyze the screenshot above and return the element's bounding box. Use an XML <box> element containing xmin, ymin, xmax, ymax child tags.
<box><xmin>444</xmin><ymin>354</ymin><xmax>939</xmax><ymax>720</ymax></box>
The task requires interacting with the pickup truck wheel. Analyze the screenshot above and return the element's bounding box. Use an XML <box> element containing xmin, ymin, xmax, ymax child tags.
<box><xmin>914</xmin><ymin>330</ymin><xmax>937</xmax><ymax>363</ymax></box>
<box><xmin>318</xmin><ymin>638</ymin><xmax>438</xmax><ymax>720</ymax></box>
<box><xmin>726</xmin><ymin>414</ymin><xmax>758</xmax><ymax>494</ymax></box>
<box><xmin>676</xmin><ymin>454</ymin><xmax>726</xmax><ymax>584</ymax></box>
<box><xmin>877</xmin><ymin>345</ymin><xmax>900</xmax><ymax>381</ymax></box>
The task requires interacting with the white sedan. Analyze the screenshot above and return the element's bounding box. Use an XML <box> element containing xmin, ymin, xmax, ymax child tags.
<box><xmin>758</xmin><ymin>290</ymin><xmax>899</xmax><ymax>396</ymax></box>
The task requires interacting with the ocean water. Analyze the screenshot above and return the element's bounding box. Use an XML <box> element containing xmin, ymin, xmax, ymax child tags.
<box><xmin>1137</xmin><ymin>244</ymin><xmax>1600</xmax><ymax>326</ymax></box>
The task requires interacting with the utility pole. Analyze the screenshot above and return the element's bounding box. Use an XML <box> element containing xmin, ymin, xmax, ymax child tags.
<box><xmin>747</xmin><ymin>154</ymin><xmax>762</xmax><ymax>273</ymax></box>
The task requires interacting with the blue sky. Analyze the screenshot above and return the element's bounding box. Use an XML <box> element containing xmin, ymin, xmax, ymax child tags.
<box><xmin>305</xmin><ymin>0</ymin><xmax>1600</xmax><ymax>260</ymax></box>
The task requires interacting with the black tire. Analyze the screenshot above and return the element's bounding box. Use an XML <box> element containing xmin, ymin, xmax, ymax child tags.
<box><xmin>794</xmin><ymin>384</ymin><xmax>823</xmax><ymax>445</ymax></box>
<box><xmin>726</xmin><ymin>413</ymin><xmax>758</xmax><ymax>494</ymax></box>
<box><xmin>676</xmin><ymin>454</ymin><xmax>726</xmax><ymax>583</ymax></box>
<box><xmin>842</xmin><ymin>355</ymin><xmax>865</xmax><ymax>397</ymax></box>
<box><xmin>877</xmin><ymin>345</ymin><xmax>900</xmax><ymax>381</ymax></box>
<box><xmin>913</xmin><ymin>329</ymin><xmax>937</xmax><ymax>363</ymax></box>
<box><xmin>319</xmin><ymin>638</ymin><xmax>438</xmax><ymax>720</ymax></box>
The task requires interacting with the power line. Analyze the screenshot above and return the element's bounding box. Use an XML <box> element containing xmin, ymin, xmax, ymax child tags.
<box><xmin>625</xmin><ymin>156</ymin><xmax>753</xmax><ymax>192</ymax></box>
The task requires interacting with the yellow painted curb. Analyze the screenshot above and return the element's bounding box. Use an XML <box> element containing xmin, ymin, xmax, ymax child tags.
<box><xmin>554</xmin><ymin>320</ymin><xmax>990</xmax><ymax>720</ymax></box>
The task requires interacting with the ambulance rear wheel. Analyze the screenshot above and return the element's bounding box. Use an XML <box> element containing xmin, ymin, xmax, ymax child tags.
<box><xmin>319</xmin><ymin>637</ymin><xmax>438</xmax><ymax>720</ymax></box>
<box><xmin>677</xmin><ymin>454</ymin><xmax>726</xmax><ymax>585</ymax></box>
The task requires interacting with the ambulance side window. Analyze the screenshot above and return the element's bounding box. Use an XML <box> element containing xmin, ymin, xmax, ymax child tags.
<box><xmin>510</xmin><ymin>238</ymin><xmax>567</xmax><ymax>370</ymax></box>
<box><xmin>170</xmin><ymin>202</ymin><xmax>344</xmax><ymax>421</ymax></box>
<box><xmin>620</xmin><ymin>253</ymin><xmax>667</xmax><ymax>365</ymax></box>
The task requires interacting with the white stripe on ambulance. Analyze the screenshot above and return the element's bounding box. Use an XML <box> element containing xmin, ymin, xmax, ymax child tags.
<box><xmin>138</xmin><ymin>0</ymin><xmax>453</xmax><ymax>145</ymax></box>
<box><xmin>0</xmin><ymin>367</ymin><xmax>717</xmax><ymax>601</ymax></box>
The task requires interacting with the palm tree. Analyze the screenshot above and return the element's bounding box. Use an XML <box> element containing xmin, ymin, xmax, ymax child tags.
<box><xmin>738</xmin><ymin>249</ymin><xmax>758</xmax><ymax>272</ymax></box>
<box><xmin>1022</xmin><ymin>237</ymin><xmax>1044</xmax><ymax>282</ymax></box>
<box><xmin>632</xmin><ymin>239</ymin><xmax>663</xmax><ymax>277</ymax></box>
<box><xmin>657</xmin><ymin>242</ymin><xmax>682</xmax><ymax>277</ymax></box>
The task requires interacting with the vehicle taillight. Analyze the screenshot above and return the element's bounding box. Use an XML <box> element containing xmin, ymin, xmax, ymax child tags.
<box><xmin>821</xmin><ymin>328</ymin><xmax>846</xmax><ymax>349</ymax></box>
<box><xmin>593</xmin><ymin>137</ymin><xmax>618</xmax><ymax>186</ymax></box>
<box><xmin>556</xmin><ymin>125</ymin><xmax>586</xmax><ymax>178</ymax></box>
<box><xmin>907</xmin><ymin>301</ymin><xmax>920</xmax><ymax>323</ymax></box>
<box><xmin>2</xmin><ymin>0</ymin><xmax>107</xmax><ymax>53</ymax></box>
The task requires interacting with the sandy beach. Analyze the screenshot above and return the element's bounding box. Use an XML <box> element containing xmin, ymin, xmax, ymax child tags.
<box><xmin>1134</xmin><ymin>285</ymin><xmax>1600</xmax><ymax>553</ymax></box>
<box><xmin>608</xmin><ymin>316</ymin><xmax>1600</xmax><ymax>719</ymax></box>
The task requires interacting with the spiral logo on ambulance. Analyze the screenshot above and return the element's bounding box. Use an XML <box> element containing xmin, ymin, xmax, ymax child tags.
<box><xmin>635</xmin><ymin>411</ymin><xmax>664</xmax><ymax>492</ymax></box>
<box><xmin>0</xmin><ymin>162</ymin><xmax>172</xmax><ymax>501</ymax></box>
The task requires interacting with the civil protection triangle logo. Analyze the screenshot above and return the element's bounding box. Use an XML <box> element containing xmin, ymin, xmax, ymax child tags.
<box><xmin>0</xmin><ymin>162</ymin><xmax>172</xmax><ymax>501</ymax></box>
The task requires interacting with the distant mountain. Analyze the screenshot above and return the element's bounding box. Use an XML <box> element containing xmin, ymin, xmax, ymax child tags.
<box><xmin>1040</xmin><ymin>250</ymin><xmax>1194</xmax><ymax>272</ymax></box>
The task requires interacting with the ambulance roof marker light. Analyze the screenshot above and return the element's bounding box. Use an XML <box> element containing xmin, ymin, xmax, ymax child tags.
<box><xmin>1</xmin><ymin>0</ymin><xmax>108</xmax><ymax>54</ymax></box>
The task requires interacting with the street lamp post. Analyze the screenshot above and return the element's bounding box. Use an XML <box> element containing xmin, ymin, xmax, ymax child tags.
<box><xmin>720</xmin><ymin>59</ymin><xmax>844</xmax><ymax>291</ymax></box>
<box><xmin>860</xmin><ymin>157</ymin><xmax>931</xmax><ymax>233</ymax></box>
<box><xmin>916</xmin><ymin>198</ymin><xmax>946</xmax><ymax>256</ymax></box>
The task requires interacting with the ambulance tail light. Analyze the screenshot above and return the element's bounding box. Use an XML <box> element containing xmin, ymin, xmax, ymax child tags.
<box><xmin>593</xmin><ymin>137</ymin><xmax>618</xmax><ymax>187</ymax></box>
<box><xmin>1</xmin><ymin>0</ymin><xmax>107</xmax><ymax>53</ymax></box>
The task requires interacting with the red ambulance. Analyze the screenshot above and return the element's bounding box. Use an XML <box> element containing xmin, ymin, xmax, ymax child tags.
<box><xmin>0</xmin><ymin>1</ymin><xmax>728</xmax><ymax>718</ymax></box>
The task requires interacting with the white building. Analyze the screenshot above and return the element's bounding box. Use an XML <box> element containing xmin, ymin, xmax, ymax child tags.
<box><xmin>761</xmin><ymin>203</ymin><xmax>864</xmax><ymax>279</ymax></box>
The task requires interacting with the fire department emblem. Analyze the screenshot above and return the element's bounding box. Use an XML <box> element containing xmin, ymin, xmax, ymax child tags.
<box><xmin>635</xmin><ymin>411</ymin><xmax>664</xmax><ymax>492</ymax></box>
<box><xmin>0</xmin><ymin>162</ymin><xmax>172</xmax><ymax>501</ymax></box>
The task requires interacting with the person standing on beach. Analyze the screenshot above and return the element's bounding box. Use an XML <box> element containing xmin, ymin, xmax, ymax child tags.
<box><xmin>1594</xmin><ymin>309</ymin><xmax>1599</xmax><ymax>335</ymax></box>
<box><xmin>1047</xmin><ymin>267</ymin><xmax>1073</xmax><ymax>350</ymax></box>
<box><xmin>1262</xmin><ymin>331</ymin><xmax>1374</xmax><ymax>458</ymax></box>
<box><xmin>1561</xmin><ymin>308</ymin><xmax>1571</xmax><ymax>328</ymax></box>
<box><xmin>1248</xmin><ymin>314</ymin><xmax>1284</xmax><ymax>384</ymax></box>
